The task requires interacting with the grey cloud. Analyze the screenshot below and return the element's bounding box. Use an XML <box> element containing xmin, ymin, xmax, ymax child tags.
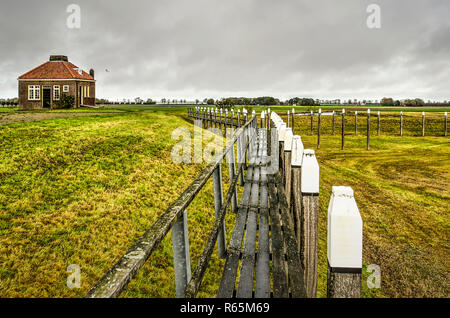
<box><xmin>0</xmin><ymin>0</ymin><xmax>449</xmax><ymax>101</ymax></box>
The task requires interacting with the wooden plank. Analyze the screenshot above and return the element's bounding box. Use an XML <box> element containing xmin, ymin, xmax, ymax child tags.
<box><xmin>268</xmin><ymin>181</ymin><xmax>289</xmax><ymax>298</ymax></box>
<box><xmin>275</xmin><ymin>174</ymin><xmax>307</xmax><ymax>298</ymax></box>
<box><xmin>236</xmin><ymin>141</ymin><xmax>261</xmax><ymax>298</ymax></box>
<box><xmin>255</xmin><ymin>199</ymin><xmax>270</xmax><ymax>297</ymax></box>
<box><xmin>217</xmin><ymin>173</ymin><xmax>253</xmax><ymax>297</ymax></box>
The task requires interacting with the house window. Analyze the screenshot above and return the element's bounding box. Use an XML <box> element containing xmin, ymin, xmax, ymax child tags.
<box><xmin>63</xmin><ymin>85</ymin><xmax>69</xmax><ymax>93</ymax></box>
<box><xmin>53</xmin><ymin>86</ymin><xmax>60</xmax><ymax>100</ymax></box>
<box><xmin>28</xmin><ymin>85</ymin><xmax>40</xmax><ymax>100</ymax></box>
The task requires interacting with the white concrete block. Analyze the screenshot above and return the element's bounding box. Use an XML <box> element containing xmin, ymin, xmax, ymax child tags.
<box><xmin>327</xmin><ymin>186</ymin><xmax>362</xmax><ymax>269</ymax></box>
<box><xmin>301</xmin><ymin>149</ymin><xmax>319</xmax><ymax>193</ymax></box>
<box><xmin>291</xmin><ymin>136</ymin><xmax>304</xmax><ymax>167</ymax></box>
<box><xmin>284</xmin><ymin>128</ymin><xmax>293</xmax><ymax>151</ymax></box>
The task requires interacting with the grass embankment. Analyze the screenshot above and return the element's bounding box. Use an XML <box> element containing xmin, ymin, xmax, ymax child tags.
<box><xmin>0</xmin><ymin>107</ymin><xmax>448</xmax><ymax>298</ymax></box>
<box><xmin>286</xmin><ymin>114</ymin><xmax>449</xmax><ymax>298</ymax></box>
<box><xmin>0</xmin><ymin>110</ymin><xmax>237</xmax><ymax>297</ymax></box>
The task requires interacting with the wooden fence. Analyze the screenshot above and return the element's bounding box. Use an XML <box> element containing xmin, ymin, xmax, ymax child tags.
<box><xmin>86</xmin><ymin>106</ymin><xmax>365</xmax><ymax>298</ymax></box>
<box><xmin>276</xmin><ymin>108</ymin><xmax>448</xmax><ymax>150</ymax></box>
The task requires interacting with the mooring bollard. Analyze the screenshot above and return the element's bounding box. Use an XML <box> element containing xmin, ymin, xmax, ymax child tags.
<box><xmin>284</xmin><ymin>128</ymin><xmax>293</xmax><ymax>208</ymax></box>
<box><xmin>317</xmin><ymin>108</ymin><xmax>322</xmax><ymax>149</ymax></box>
<box><xmin>422</xmin><ymin>111</ymin><xmax>425</xmax><ymax>137</ymax></box>
<box><xmin>213</xmin><ymin>165</ymin><xmax>226</xmax><ymax>259</ymax></box>
<box><xmin>367</xmin><ymin>109</ymin><xmax>370</xmax><ymax>150</ymax></box>
<box><xmin>354</xmin><ymin>111</ymin><xmax>358</xmax><ymax>136</ymax></box>
<box><xmin>327</xmin><ymin>186</ymin><xmax>362</xmax><ymax>298</ymax></box>
<box><xmin>300</xmin><ymin>149</ymin><xmax>319</xmax><ymax>298</ymax></box>
<box><xmin>291</xmin><ymin>135</ymin><xmax>304</xmax><ymax>247</ymax></box>
<box><xmin>341</xmin><ymin>109</ymin><xmax>345</xmax><ymax>150</ymax></box>
<box><xmin>400</xmin><ymin>111</ymin><xmax>403</xmax><ymax>136</ymax></box>
<box><xmin>172</xmin><ymin>209</ymin><xmax>191</xmax><ymax>298</ymax></box>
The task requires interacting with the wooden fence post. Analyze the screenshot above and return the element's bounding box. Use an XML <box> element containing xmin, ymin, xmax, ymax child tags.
<box><xmin>213</xmin><ymin>165</ymin><xmax>226</xmax><ymax>259</ymax></box>
<box><xmin>422</xmin><ymin>111</ymin><xmax>425</xmax><ymax>137</ymax></box>
<box><xmin>236</xmin><ymin>110</ymin><xmax>244</xmax><ymax>186</ymax></box>
<box><xmin>284</xmin><ymin>128</ymin><xmax>293</xmax><ymax>208</ymax></box>
<box><xmin>332</xmin><ymin>110</ymin><xmax>336</xmax><ymax>135</ymax></box>
<box><xmin>291</xmin><ymin>108</ymin><xmax>295</xmax><ymax>134</ymax></box>
<box><xmin>377</xmin><ymin>111</ymin><xmax>380</xmax><ymax>136</ymax></box>
<box><xmin>226</xmin><ymin>128</ymin><xmax>238</xmax><ymax>213</ymax></box>
<box><xmin>287</xmin><ymin>110</ymin><xmax>290</xmax><ymax>128</ymax></box>
<box><xmin>341</xmin><ymin>109</ymin><xmax>345</xmax><ymax>150</ymax></box>
<box><xmin>310</xmin><ymin>110</ymin><xmax>313</xmax><ymax>135</ymax></box>
<box><xmin>354</xmin><ymin>111</ymin><xmax>358</xmax><ymax>136</ymax></box>
<box><xmin>327</xmin><ymin>186</ymin><xmax>362</xmax><ymax>298</ymax></box>
<box><xmin>367</xmin><ymin>109</ymin><xmax>370</xmax><ymax>151</ymax></box>
<box><xmin>445</xmin><ymin>112</ymin><xmax>448</xmax><ymax>137</ymax></box>
<box><xmin>400</xmin><ymin>111</ymin><xmax>403</xmax><ymax>136</ymax></box>
<box><xmin>172</xmin><ymin>209</ymin><xmax>191</xmax><ymax>298</ymax></box>
<box><xmin>291</xmin><ymin>135</ymin><xmax>304</xmax><ymax>248</ymax></box>
<box><xmin>317</xmin><ymin>108</ymin><xmax>321</xmax><ymax>149</ymax></box>
<box><xmin>278</xmin><ymin>123</ymin><xmax>287</xmax><ymax>182</ymax></box>
<box><xmin>300</xmin><ymin>149</ymin><xmax>319</xmax><ymax>298</ymax></box>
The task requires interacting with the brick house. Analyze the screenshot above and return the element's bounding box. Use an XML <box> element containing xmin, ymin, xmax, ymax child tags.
<box><xmin>18</xmin><ymin>55</ymin><xmax>95</xmax><ymax>110</ymax></box>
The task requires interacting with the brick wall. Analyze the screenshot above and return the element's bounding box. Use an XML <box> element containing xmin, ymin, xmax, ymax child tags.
<box><xmin>18</xmin><ymin>80</ymin><xmax>95</xmax><ymax>110</ymax></box>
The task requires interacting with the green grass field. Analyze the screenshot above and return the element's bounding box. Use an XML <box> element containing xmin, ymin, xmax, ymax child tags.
<box><xmin>0</xmin><ymin>106</ymin><xmax>448</xmax><ymax>298</ymax></box>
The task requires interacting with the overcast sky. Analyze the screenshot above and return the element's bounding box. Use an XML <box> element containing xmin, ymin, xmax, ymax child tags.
<box><xmin>1</xmin><ymin>0</ymin><xmax>449</xmax><ymax>101</ymax></box>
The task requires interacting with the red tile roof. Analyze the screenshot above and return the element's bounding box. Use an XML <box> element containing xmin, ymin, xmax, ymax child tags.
<box><xmin>18</xmin><ymin>61</ymin><xmax>94</xmax><ymax>80</ymax></box>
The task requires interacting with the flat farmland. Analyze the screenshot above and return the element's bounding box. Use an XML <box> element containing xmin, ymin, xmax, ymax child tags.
<box><xmin>0</xmin><ymin>106</ymin><xmax>448</xmax><ymax>298</ymax></box>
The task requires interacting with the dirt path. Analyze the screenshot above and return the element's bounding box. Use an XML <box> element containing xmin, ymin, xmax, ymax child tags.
<box><xmin>0</xmin><ymin>112</ymin><xmax>117</xmax><ymax>126</ymax></box>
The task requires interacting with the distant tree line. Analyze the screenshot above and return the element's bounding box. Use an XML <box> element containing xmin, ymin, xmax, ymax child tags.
<box><xmin>380</xmin><ymin>97</ymin><xmax>450</xmax><ymax>107</ymax></box>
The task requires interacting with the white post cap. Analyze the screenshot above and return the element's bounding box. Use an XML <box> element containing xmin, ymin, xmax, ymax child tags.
<box><xmin>445</xmin><ymin>112</ymin><xmax>447</xmax><ymax>116</ymax></box>
<box><xmin>278</xmin><ymin>123</ymin><xmax>287</xmax><ymax>141</ymax></box>
<box><xmin>261</xmin><ymin>111</ymin><xmax>265</xmax><ymax>119</ymax></box>
<box><xmin>342</xmin><ymin>108</ymin><xmax>345</xmax><ymax>114</ymax></box>
<box><xmin>291</xmin><ymin>136</ymin><xmax>304</xmax><ymax>167</ymax></box>
<box><xmin>367</xmin><ymin>109</ymin><xmax>370</xmax><ymax>114</ymax></box>
<box><xmin>252</xmin><ymin>110</ymin><xmax>256</xmax><ymax>117</ymax></box>
<box><xmin>319</xmin><ymin>108</ymin><xmax>322</xmax><ymax>114</ymax></box>
<box><xmin>301</xmin><ymin>149</ymin><xmax>319</xmax><ymax>193</ymax></box>
<box><xmin>292</xmin><ymin>108</ymin><xmax>295</xmax><ymax>113</ymax></box>
<box><xmin>355</xmin><ymin>111</ymin><xmax>357</xmax><ymax>115</ymax></box>
<box><xmin>327</xmin><ymin>186</ymin><xmax>362</xmax><ymax>269</ymax></box>
<box><xmin>422</xmin><ymin>111</ymin><xmax>425</xmax><ymax>116</ymax></box>
<box><xmin>400</xmin><ymin>111</ymin><xmax>403</xmax><ymax>115</ymax></box>
<box><xmin>378</xmin><ymin>111</ymin><xmax>380</xmax><ymax>115</ymax></box>
<box><xmin>284</xmin><ymin>128</ymin><xmax>293</xmax><ymax>151</ymax></box>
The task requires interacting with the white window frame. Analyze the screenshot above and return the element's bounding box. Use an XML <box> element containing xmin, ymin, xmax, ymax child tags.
<box><xmin>28</xmin><ymin>85</ymin><xmax>40</xmax><ymax>101</ymax></box>
<box><xmin>63</xmin><ymin>85</ymin><xmax>69</xmax><ymax>93</ymax></box>
<box><xmin>53</xmin><ymin>85</ymin><xmax>60</xmax><ymax>101</ymax></box>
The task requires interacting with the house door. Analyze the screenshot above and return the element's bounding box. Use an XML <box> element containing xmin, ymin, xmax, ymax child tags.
<box><xmin>79</xmin><ymin>86</ymin><xmax>83</xmax><ymax>106</ymax></box>
<box><xmin>43</xmin><ymin>89</ymin><xmax>51</xmax><ymax>108</ymax></box>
